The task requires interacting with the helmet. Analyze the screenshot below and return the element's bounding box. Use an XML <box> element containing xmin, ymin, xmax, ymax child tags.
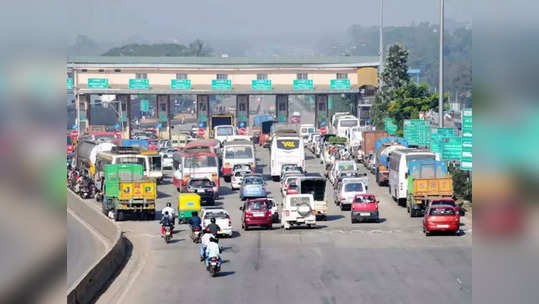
<box><xmin>166</xmin><ymin>202</ymin><xmax>171</xmax><ymax>207</ymax></box>
<box><xmin>210</xmin><ymin>217</ymin><xmax>216</xmax><ymax>224</ymax></box>
<box><xmin>164</xmin><ymin>211</ymin><xmax>169</xmax><ymax>215</ymax></box>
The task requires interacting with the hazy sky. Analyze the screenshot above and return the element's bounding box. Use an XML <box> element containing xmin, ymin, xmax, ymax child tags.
<box><xmin>65</xmin><ymin>0</ymin><xmax>470</xmax><ymax>43</ymax></box>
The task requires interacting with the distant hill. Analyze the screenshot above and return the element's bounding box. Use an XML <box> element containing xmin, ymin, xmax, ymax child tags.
<box><xmin>102</xmin><ymin>40</ymin><xmax>212</xmax><ymax>57</ymax></box>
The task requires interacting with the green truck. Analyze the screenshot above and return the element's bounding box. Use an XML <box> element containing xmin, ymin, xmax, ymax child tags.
<box><xmin>101</xmin><ymin>164</ymin><xmax>157</xmax><ymax>221</ymax></box>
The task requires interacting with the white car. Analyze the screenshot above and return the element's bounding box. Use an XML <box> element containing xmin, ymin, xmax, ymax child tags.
<box><xmin>201</xmin><ymin>207</ymin><xmax>233</xmax><ymax>237</ymax></box>
<box><xmin>335</xmin><ymin>181</ymin><xmax>367</xmax><ymax>211</ymax></box>
<box><xmin>281</xmin><ymin>194</ymin><xmax>316</xmax><ymax>230</ymax></box>
<box><xmin>159</xmin><ymin>148</ymin><xmax>176</xmax><ymax>169</ymax></box>
<box><xmin>231</xmin><ymin>169</ymin><xmax>251</xmax><ymax>190</ymax></box>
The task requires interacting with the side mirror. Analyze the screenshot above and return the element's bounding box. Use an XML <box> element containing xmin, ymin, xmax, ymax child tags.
<box><xmin>239</xmin><ymin>206</ymin><xmax>243</xmax><ymax>211</ymax></box>
<box><xmin>405</xmin><ymin>173</ymin><xmax>409</xmax><ymax>178</ymax></box>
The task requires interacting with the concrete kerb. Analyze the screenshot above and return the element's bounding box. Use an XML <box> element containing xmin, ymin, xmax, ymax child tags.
<box><xmin>67</xmin><ymin>193</ymin><xmax>131</xmax><ymax>304</ymax></box>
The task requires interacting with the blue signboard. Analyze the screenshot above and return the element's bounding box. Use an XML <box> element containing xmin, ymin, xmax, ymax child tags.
<box><xmin>114</xmin><ymin>123</ymin><xmax>120</xmax><ymax>130</ymax></box>
<box><xmin>157</xmin><ymin>123</ymin><xmax>162</xmax><ymax>129</ymax></box>
<box><xmin>198</xmin><ymin>121</ymin><xmax>207</xmax><ymax>128</ymax></box>
<box><xmin>238</xmin><ymin>121</ymin><xmax>247</xmax><ymax>128</ymax></box>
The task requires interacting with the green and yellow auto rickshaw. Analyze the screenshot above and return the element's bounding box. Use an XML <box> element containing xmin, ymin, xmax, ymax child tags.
<box><xmin>177</xmin><ymin>193</ymin><xmax>201</xmax><ymax>223</ymax></box>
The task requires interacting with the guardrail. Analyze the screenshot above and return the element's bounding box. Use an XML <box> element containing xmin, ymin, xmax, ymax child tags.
<box><xmin>67</xmin><ymin>195</ymin><xmax>130</xmax><ymax>304</ymax></box>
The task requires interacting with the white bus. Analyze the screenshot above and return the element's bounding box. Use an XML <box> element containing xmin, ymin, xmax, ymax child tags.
<box><xmin>95</xmin><ymin>148</ymin><xmax>163</xmax><ymax>183</ymax></box>
<box><xmin>213</xmin><ymin>125</ymin><xmax>236</xmax><ymax>144</ymax></box>
<box><xmin>270</xmin><ymin>129</ymin><xmax>305</xmax><ymax>181</ymax></box>
<box><xmin>335</xmin><ymin>115</ymin><xmax>359</xmax><ymax>138</ymax></box>
<box><xmin>388</xmin><ymin>149</ymin><xmax>439</xmax><ymax>204</ymax></box>
<box><xmin>221</xmin><ymin>139</ymin><xmax>255</xmax><ymax>182</ymax></box>
<box><xmin>298</xmin><ymin>124</ymin><xmax>315</xmax><ymax>141</ymax></box>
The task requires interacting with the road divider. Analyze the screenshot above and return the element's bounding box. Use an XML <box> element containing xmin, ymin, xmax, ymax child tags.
<box><xmin>67</xmin><ymin>193</ymin><xmax>130</xmax><ymax>304</ymax></box>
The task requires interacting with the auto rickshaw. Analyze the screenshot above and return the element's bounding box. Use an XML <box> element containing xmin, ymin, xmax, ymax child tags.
<box><xmin>177</xmin><ymin>193</ymin><xmax>201</xmax><ymax>224</ymax></box>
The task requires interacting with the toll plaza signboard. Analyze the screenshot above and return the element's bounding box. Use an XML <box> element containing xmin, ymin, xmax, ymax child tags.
<box><xmin>293</xmin><ymin>79</ymin><xmax>313</xmax><ymax>90</ymax></box>
<box><xmin>171</xmin><ymin>79</ymin><xmax>191</xmax><ymax>90</ymax></box>
<box><xmin>88</xmin><ymin>78</ymin><xmax>109</xmax><ymax>89</ymax></box>
<box><xmin>461</xmin><ymin>108</ymin><xmax>472</xmax><ymax>170</ymax></box>
<box><xmin>330</xmin><ymin>79</ymin><xmax>350</xmax><ymax>90</ymax></box>
<box><xmin>252</xmin><ymin>80</ymin><xmax>272</xmax><ymax>90</ymax></box>
<box><xmin>140</xmin><ymin>99</ymin><xmax>149</xmax><ymax>112</ymax></box>
<box><xmin>129</xmin><ymin>79</ymin><xmax>150</xmax><ymax>89</ymax></box>
<box><xmin>403</xmin><ymin>119</ymin><xmax>430</xmax><ymax>146</ymax></box>
<box><xmin>67</xmin><ymin>78</ymin><xmax>73</xmax><ymax>89</ymax></box>
<box><xmin>212</xmin><ymin>79</ymin><xmax>232</xmax><ymax>90</ymax></box>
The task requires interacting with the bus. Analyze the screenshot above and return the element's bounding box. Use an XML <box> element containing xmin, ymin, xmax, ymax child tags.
<box><xmin>172</xmin><ymin>151</ymin><xmax>219</xmax><ymax>192</ymax></box>
<box><xmin>221</xmin><ymin>139</ymin><xmax>255</xmax><ymax>182</ymax></box>
<box><xmin>270</xmin><ymin>128</ymin><xmax>304</xmax><ymax>181</ymax></box>
<box><xmin>388</xmin><ymin>149</ymin><xmax>439</xmax><ymax>204</ymax></box>
<box><xmin>335</xmin><ymin>115</ymin><xmax>359</xmax><ymax>138</ymax></box>
<box><xmin>95</xmin><ymin>147</ymin><xmax>163</xmax><ymax>183</ymax></box>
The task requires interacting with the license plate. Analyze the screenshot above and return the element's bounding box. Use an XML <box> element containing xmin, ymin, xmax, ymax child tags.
<box><xmin>359</xmin><ymin>212</ymin><xmax>371</xmax><ymax>216</ymax></box>
<box><xmin>437</xmin><ymin>224</ymin><xmax>449</xmax><ymax>228</ymax></box>
<box><xmin>253</xmin><ymin>212</ymin><xmax>265</xmax><ymax>217</ymax></box>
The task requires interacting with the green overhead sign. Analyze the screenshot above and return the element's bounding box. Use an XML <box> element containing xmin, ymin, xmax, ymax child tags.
<box><xmin>252</xmin><ymin>79</ymin><xmax>272</xmax><ymax>90</ymax></box>
<box><xmin>67</xmin><ymin>78</ymin><xmax>73</xmax><ymax>89</ymax></box>
<box><xmin>129</xmin><ymin>79</ymin><xmax>150</xmax><ymax>89</ymax></box>
<box><xmin>461</xmin><ymin>108</ymin><xmax>472</xmax><ymax>170</ymax></box>
<box><xmin>384</xmin><ymin>118</ymin><xmax>398</xmax><ymax>135</ymax></box>
<box><xmin>404</xmin><ymin>119</ymin><xmax>430</xmax><ymax>146</ymax></box>
<box><xmin>88</xmin><ymin>78</ymin><xmax>109</xmax><ymax>89</ymax></box>
<box><xmin>442</xmin><ymin>136</ymin><xmax>462</xmax><ymax>160</ymax></box>
<box><xmin>430</xmin><ymin>127</ymin><xmax>456</xmax><ymax>155</ymax></box>
<box><xmin>330</xmin><ymin>79</ymin><xmax>350</xmax><ymax>90</ymax></box>
<box><xmin>212</xmin><ymin>79</ymin><xmax>232</xmax><ymax>90</ymax></box>
<box><xmin>159</xmin><ymin>113</ymin><xmax>167</xmax><ymax>122</ymax></box>
<box><xmin>293</xmin><ymin>79</ymin><xmax>313</xmax><ymax>90</ymax></box>
<box><xmin>171</xmin><ymin>79</ymin><xmax>191</xmax><ymax>90</ymax></box>
<box><xmin>140</xmin><ymin>99</ymin><xmax>149</xmax><ymax>112</ymax></box>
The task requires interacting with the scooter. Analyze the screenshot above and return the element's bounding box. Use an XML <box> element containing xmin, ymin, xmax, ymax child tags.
<box><xmin>163</xmin><ymin>226</ymin><xmax>173</xmax><ymax>243</ymax></box>
<box><xmin>206</xmin><ymin>256</ymin><xmax>221</xmax><ymax>277</ymax></box>
<box><xmin>191</xmin><ymin>226</ymin><xmax>202</xmax><ymax>244</ymax></box>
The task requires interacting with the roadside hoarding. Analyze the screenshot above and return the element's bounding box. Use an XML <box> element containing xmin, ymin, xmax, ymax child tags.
<box><xmin>461</xmin><ymin>108</ymin><xmax>472</xmax><ymax>170</ymax></box>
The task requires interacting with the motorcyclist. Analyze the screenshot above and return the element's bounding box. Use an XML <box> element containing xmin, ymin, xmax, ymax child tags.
<box><xmin>160</xmin><ymin>211</ymin><xmax>173</xmax><ymax>236</ymax></box>
<box><xmin>200</xmin><ymin>229</ymin><xmax>215</xmax><ymax>261</ymax></box>
<box><xmin>206</xmin><ymin>217</ymin><xmax>221</xmax><ymax>236</ymax></box>
<box><xmin>162</xmin><ymin>202</ymin><xmax>176</xmax><ymax>225</ymax></box>
<box><xmin>188</xmin><ymin>211</ymin><xmax>202</xmax><ymax>231</ymax></box>
<box><xmin>205</xmin><ymin>237</ymin><xmax>222</xmax><ymax>267</ymax></box>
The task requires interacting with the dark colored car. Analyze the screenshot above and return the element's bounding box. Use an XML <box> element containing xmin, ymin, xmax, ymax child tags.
<box><xmin>240</xmin><ymin>198</ymin><xmax>273</xmax><ymax>230</ymax></box>
<box><xmin>186</xmin><ymin>178</ymin><xmax>217</xmax><ymax>204</ymax></box>
<box><xmin>423</xmin><ymin>204</ymin><xmax>460</xmax><ymax>236</ymax></box>
<box><xmin>351</xmin><ymin>194</ymin><xmax>379</xmax><ymax>223</ymax></box>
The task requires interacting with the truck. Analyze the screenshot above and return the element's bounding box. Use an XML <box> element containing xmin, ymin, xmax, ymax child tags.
<box><xmin>374</xmin><ymin>137</ymin><xmax>408</xmax><ymax>186</ymax></box>
<box><xmin>406</xmin><ymin>160</ymin><xmax>453</xmax><ymax>217</ymax></box>
<box><xmin>298</xmin><ymin>177</ymin><xmax>328</xmax><ymax>220</ymax></box>
<box><xmin>75</xmin><ymin>139</ymin><xmax>116</xmax><ymax>179</ymax></box>
<box><xmin>210</xmin><ymin>114</ymin><xmax>234</xmax><ymax>138</ymax></box>
<box><xmin>361</xmin><ymin>131</ymin><xmax>388</xmax><ymax>164</ymax></box>
<box><xmin>101</xmin><ymin>164</ymin><xmax>157</xmax><ymax>221</ymax></box>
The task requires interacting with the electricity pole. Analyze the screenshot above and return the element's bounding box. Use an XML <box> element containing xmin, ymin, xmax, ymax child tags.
<box><xmin>379</xmin><ymin>0</ymin><xmax>384</xmax><ymax>85</ymax></box>
<box><xmin>439</xmin><ymin>0</ymin><xmax>444</xmax><ymax>127</ymax></box>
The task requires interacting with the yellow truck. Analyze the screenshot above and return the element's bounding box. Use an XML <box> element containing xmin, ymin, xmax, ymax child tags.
<box><xmin>407</xmin><ymin>160</ymin><xmax>453</xmax><ymax>217</ymax></box>
<box><xmin>102</xmin><ymin>164</ymin><xmax>157</xmax><ymax>221</ymax></box>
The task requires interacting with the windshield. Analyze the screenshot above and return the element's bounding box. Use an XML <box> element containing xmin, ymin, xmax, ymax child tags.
<box><xmin>117</xmin><ymin>156</ymin><xmax>147</xmax><ymax>170</ymax></box>
<box><xmin>150</xmin><ymin>156</ymin><xmax>161</xmax><ymax>171</ymax></box>
<box><xmin>289</xmin><ymin>196</ymin><xmax>311</xmax><ymax>206</ymax></box>
<box><xmin>189</xmin><ymin>179</ymin><xmax>216</xmax><ymax>187</ymax></box>
<box><xmin>429</xmin><ymin>207</ymin><xmax>456</xmax><ymax>216</ymax></box>
<box><xmin>244</xmin><ymin>177</ymin><xmax>264</xmax><ymax>185</ymax></box>
<box><xmin>216</xmin><ymin>127</ymin><xmax>234</xmax><ymax>136</ymax></box>
<box><xmin>431</xmin><ymin>200</ymin><xmax>456</xmax><ymax>207</ymax></box>
<box><xmin>183</xmin><ymin>155</ymin><xmax>218</xmax><ymax>168</ymax></box>
<box><xmin>247</xmin><ymin>200</ymin><xmax>268</xmax><ymax>210</ymax></box>
<box><xmin>344</xmin><ymin>183</ymin><xmax>364</xmax><ymax>192</ymax></box>
<box><xmin>406</xmin><ymin>154</ymin><xmax>436</xmax><ymax>165</ymax></box>
<box><xmin>355</xmin><ymin>195</ymin><xmax>375</xmax><ymax>203</ymax></box>
<box><xmin>224</xmin><ymin>146</ymin><xmax>253</xmax><ymax>159</ymax></box>
<box><xmin>339</xmin><ymin>119</ymin><xmax>359</xmax><ymax>127</ymax></box>
<box><xmin>205</xmin><ymin>211</ymin><xmax>229</xmax><ymax>219</ymax></box>
<box><xmin>338</xmin><ymin>162</ymin><xmax>356</xmax><ymax>171</ymax></box>
<box><xmin>276</xmin><ymin>139</ymin><xmax>300</xmax><ymax>150</ymax></box>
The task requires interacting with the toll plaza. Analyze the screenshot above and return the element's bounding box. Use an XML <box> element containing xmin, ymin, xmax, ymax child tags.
<box><xmin>67</xmin><ymin>56</ymin><xmax>379</xmax><ymax>139</ymax></box>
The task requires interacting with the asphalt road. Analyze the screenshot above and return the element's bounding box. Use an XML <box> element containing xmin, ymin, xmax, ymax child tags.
<box><xmin>93</xmin><ymin>142</ymin><xmax>471</xmax><ymax>304</ymax></box>
<box><xmin>67</xmin><ymin>203</ymin><xmax>106</xmax><ymax>288</ymax></box>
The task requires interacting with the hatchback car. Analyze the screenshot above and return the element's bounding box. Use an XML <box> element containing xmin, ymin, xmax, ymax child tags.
<box><xmin>201</xmin><ymin>207</ymin><xmax>233</xmax><ymax>237</ymax></box>
<box><xmin>335</xmin><ymin>181</ymin><xmax>367</xmax><ymax>210</ymax></box>
<box><xmin>239</xmin><ymin>174</ymin><xmax>267</xmax><ymax>200</ymax></box>
<box><xmin>423</xmin><ymin>204</ymin><xmax>460</xmax><ymax>236</ymax></box>
<box><xmin>186</xmin><ymin>178</ymin><xmax>217</xmax><ymax>204</ymax></box>
<box><xmin>240</xmin><ymin>198</ymin><xmax>273</xmax><ymax>230</ymax></box>
<box><xmin>351</xmin><ymin>194</ymin><xmax>379</xmax><ymax>223</ymax></box>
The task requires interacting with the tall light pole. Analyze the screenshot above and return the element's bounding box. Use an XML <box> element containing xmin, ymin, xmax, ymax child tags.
<box><xmin>379</xmin><ymin>0</ymin><xmax>384</xmax><ymax>85</ymax></box>
<box><xmin>438</xmin><ymin>0</ymin><xmax>444</xmax><ymax>127</ymax></box>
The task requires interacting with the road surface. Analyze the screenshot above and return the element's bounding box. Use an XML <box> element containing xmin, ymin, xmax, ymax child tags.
<box><xmin>92</xmin><ymin>143</ymin><xmax>471</xmax><ymax>304</ymax></box>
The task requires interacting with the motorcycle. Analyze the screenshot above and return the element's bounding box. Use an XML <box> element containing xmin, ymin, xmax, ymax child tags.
<box><xmin>163</xmin><ymin>226</ymin><xmax>172</xmax><ymax>243</ymax></box>
<box><xmin>206</xmin><ymin>256</ymin><xmax>221</xmax><ymax>277</ymax></box>
<box><xmin>191</xmin><ymin>226</ymin><xmax>202</xmax><ymax>244</ymax></box>
<box><xmin>79</xmin><ymin>183</ymin><xmax>94</xmax><ymax>199</ymax></box>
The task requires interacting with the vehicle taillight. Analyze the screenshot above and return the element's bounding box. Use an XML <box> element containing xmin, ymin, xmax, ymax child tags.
<box><xmin>341</xmin><ymin>197</ymin><xmax>346</xmax><ymax>201</ymax></box>
<box><xmin>285</xmin><ymin>210</ymin><xmax>290</xmax><ymax>216</ymax></box>
<box><xmin>228</xmin><ymin>218</ymin><xmax>232</xmax><ymax>226</ymax></box>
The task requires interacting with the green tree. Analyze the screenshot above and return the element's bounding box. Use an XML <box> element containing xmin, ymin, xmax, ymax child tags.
<box><xmin>102</xmin><ymin>40</ymin><xmax>212</xmax><ymax>57</ymax></box>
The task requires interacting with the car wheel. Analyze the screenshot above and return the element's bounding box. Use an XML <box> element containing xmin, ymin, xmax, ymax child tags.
<box><xmin>340</xmin><ymin>204</ymin><xmax>344</xmax><ymax>211</ymax></box>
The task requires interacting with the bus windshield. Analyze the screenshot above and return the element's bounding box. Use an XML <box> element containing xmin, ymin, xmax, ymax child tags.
<box><xmin>216</xmin><ymin>127</ymin><xmax>234</xmax><ymax>136</ymax></box>
<box><xmin>224</xmin><ymin>146</ymin><xmax>253</xmax><ymax>159</ymax></box>
<box><xmin>184</xmin><ymin>155</ymin><xmax>218</xmax><ymax>168</ymax></box>
<box><xmin>339</xmin><ymin>119</ymin><xmax>359</xmax><ymax>127</ymax></box>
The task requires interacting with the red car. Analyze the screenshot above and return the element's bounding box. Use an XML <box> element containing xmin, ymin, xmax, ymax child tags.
<box><xmin>423</xmin><ymin>204</ymin><xmax>460</xmax><ymax>236</ymax></box>
<box><xmin>240</xmin><ymin>198</ymin><xmax>273</xmax><ymax>230</ymax></box>
<box><xmin>351</xmin><ymin>194</ymin><xmax>379</xmax><ymax>223</ymax></box>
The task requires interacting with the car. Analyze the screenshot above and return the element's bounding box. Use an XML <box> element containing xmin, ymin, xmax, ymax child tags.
<box><xmin>280</xmin><ymin>164</ymin><xmax>303</xmax><ymax>180</ymax></box>
<box><xmin>430</xmin><ymin>198</ymin><xmax>465</xmax><ymax>217</ymax></box>
<box><xmin>351</xmin><ymin>194</ymin><xmax>379</xmax><ymax>223</ymax></box>
<box><xmin>329</xmin><ymin>160</ymin><xmax>357</xmax><ymax>185</ymax></box>
<box><xmin>281</xmin><ymin>194</ymin><xmax>316</xmax><ymax>230</ymax></box>
<box><xmin>239</xmin><ymin>174</ymin><xmax>267</xmax><ymax>200</ymax></box>
<box><xmin>240</xmin><ymin>198</ymin><xmax>273</xmax><ymax>230</ymax></box>
<box><xmin>423</xmin><ymin>204</ymin><xmax>460</xmax><ymax>236</ymax></box>
<box><xmin>159</xmin><ymin>148</ymin><xmax>176</xmax><ymax>169</ymax></box>
<box><xmin>186</xmin><ymin>178</ymin><xmax>217</xmax><ymax>204</ymax></box>
<box><xmin>281</xmin><ymin>174</ymin><xmax>302</xmax><ymax>197</ymax></box>
<box><xmin>231</xmin><ymin>169</ymin><xmax>251</xmax><ymax>190</ymax></box>
<box><xmin>335</xmin><ymin>181</ymin><xmax>367</xmax><ymax>210</ymax></box>
<box><xmin>201</xmin><ymin>207</ymin><xmax>233</xmax><ymax>237</ymax></box>
<box><xmin>266</xmin><ymin>198</ymin><xmax>279</xmax><ymax>223</ymax></box>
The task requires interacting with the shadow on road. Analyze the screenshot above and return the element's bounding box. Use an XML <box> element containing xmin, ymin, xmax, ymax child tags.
<box><xmin>325</xmin><ymin>215</ymin><xmax>344</xmax><ymax>221</ymax></box>
<box><xmin>216</xmin><ymin>271</ymin><xmax>235</xmax><ymax>277</ymax></box>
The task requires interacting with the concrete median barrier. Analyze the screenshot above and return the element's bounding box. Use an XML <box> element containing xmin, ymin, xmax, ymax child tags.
<box><xmin>67</xmin><ymin>196</ymin><xmax>130</xmax><ymax>304</ymax></box>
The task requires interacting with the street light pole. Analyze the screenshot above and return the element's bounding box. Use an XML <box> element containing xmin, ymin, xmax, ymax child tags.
<box><xmin>379</xmin><ymin>0</ymin><xmax>384</xmax><ymax>84</ymax></box>
<box><xmin>439</xmin><ymin>0</ymin><xmax>444</xmax><ymax>127</ymax></box>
